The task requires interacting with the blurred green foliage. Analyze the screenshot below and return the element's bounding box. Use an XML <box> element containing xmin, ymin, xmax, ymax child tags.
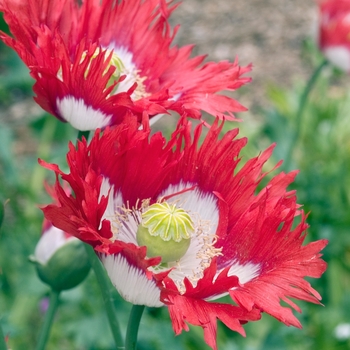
<box><xmin>0</xmin><ymin>12</ymin><xmax>349</xmax><ymax>350</ymax></box>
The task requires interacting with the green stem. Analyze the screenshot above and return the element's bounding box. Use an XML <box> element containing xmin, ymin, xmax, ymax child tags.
<box><xmin>35</xmin><ymin>290</ymin><xmax>60</xmax><ymax>350</ymax></box>
<box><xmin>84</xmin><ymin>244</ymin><xmax>123</xmax><ymax>348</ymax></box>
<box><xmin>77</xmin><ymin>130</ymin><xmax>90</xmax><ymax>142</ymax></box>
<box><xmin>76</xmin><ymin>130</ymin><xmax>123</xmax><ymax>347</ymax></box>
<box><xmin>30</xmin><ymin>116</ymin><xmax>57</xmax><ymax>195</ymax></box>
<box><xmin>283</xmin><ymin>58</ymin><xmax>328</xmax><ymax>171</ymax></box>
<box><xmin>0</xmin><ymin>321</ymin><xmax>7</xmax><ymax>350</ymax></box>
<box><xmin>125</xmin><ymin>305</ymin><xmax>145</xmax><ymax>350</ymax></box>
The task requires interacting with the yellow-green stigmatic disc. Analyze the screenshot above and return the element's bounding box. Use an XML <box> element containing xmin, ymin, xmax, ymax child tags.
<box><xmin>81</xmin><ymin>48</ymin><xmax>125</xmax><ymax>85</ymax></box>
<box><xmin>136</xmin><ymin>202</ymin><xmax>194</xmax><ymax>263</ymax></box>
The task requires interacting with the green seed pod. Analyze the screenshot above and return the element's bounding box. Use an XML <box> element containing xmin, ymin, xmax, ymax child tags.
<box><xmin>136</xmin><ymin>202</ymin><xmax>194</xmax><ymax>263</ymax></box>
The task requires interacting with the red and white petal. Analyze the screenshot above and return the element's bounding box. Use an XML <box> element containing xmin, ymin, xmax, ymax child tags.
<box><xmin>99</xmin><ymin>177</ymin><xmax>141</xmax><ymax>245</ymax></box>
<box><xmin>318</xmin><ymin>1</ymin><xmax>350</xmax><ymax>72</ymax></box>
<box><xmin>160</xmin><ymin>182</ymin><xmax>219</xmax><ymax>227</ymax></box>
<box><xmin>226</xmin><ymin>261</ymin><xmax>261</xmax><ymax>285</ymax></box>
<box><xmin>56</xmin><ymin>96</ymin><xmax>113</xmax><ymax>131</ymax></box>
<box><xmin>230</xmin><ymin>239</ymin><xmax>328</xmax><ymax>328</ymax></box>
<box><xmin>323</xmin><ymin>46</ymin><xmax>350</xmax><ymax>71</ymax></box>
<box><xmin>206</xmin><ymin>261</ymin><xmax>261</xmax><ymax>301</ymax></box>
<box><xmin>166</xmin><ymin>294</ymin><xmax>260</xmax><ymax>350</ymax></box>
<box><xmin>99</xmin><ymin>178</ymin><xmax>123</xmax><ymax>233</ymax></box>
<box><xmin>159</xmin><ymin>262</ymin><xmax>261</xmax><ymax>350</ymax></box>
<box><xmin>100</xmin><ymin>253</ymin><xmax>163</xmax><ymax>307</ymax></box>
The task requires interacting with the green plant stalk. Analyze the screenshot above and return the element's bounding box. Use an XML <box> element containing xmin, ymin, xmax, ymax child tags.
<box><xmin>30</xmin><ymin>116</ymin><xmax>57</xmax><ymax>195</ymax></box>
<box><xmin>125</xmin><ymin>305</ymin><xmax>145</xmax><ymax>350</ymax></box>
<box><xmin>77</xmin><ymin>130</ymin><xmax>91</xmax><ymax>142</ymax></box>
<box><xmin>0</xmin><ymin>321</ymin><xmax>7</xmax><ymax>350</ymax></box>
<box><xmin>35</xmin><ymin>289</ymin><xmax>60</xmax><ymax>350</ymax></box>
<box><xmin>77</xmin><ymin>130</ymin><xmax>123</xmax><ymax>347</ymax></box>
<box><xmin>283</xmin><ymin>58</ymin><xmax>328</xmax><ymax>171</ymax></box>
<box><xmin>78</xmin><ymin>131</ymin><xmax>124</xmax><ymax>349</ymax></box>
<box><xmin>84</xmin><ymin>244</ymin><xmax>124</xmax><ymax>348</ymax></box>
<box><xmin>0</xmin><ymin>201</ymin><xmax>6</xmax><ymax>350</ymax></box>
<box><xmin>0</xmin><ymin>200</ymin><xmax>4</xmax><ymax>229</ymax></box>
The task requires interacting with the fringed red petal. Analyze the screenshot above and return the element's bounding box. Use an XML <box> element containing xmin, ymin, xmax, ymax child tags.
<box><xmin>1</xmin><ymin>0</ymin><xmax>251</xmax><ymax>127</ymax></box>
<box><xmin>39</xmin><ymin>116</ymin><xmax>327</xmax><ymax>350</ymax></box>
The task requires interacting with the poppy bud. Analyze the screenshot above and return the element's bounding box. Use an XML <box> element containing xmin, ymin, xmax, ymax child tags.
<box><xmin>29</xmin><ymin>223</ymin><xmax>90</xmax><ymax>291</ymax></box>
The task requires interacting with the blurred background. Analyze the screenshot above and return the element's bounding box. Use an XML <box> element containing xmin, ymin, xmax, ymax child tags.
<box><xmin>1</xmin><ymin>0</ymin><xmax>350</xmax><ymax>349</ymax></box>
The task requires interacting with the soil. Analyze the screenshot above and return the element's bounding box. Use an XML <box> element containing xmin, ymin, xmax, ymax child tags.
<box><xmin>170</xmin><ymin>0</ymin><xmax>318</xmax><ymax>112</ymax></box>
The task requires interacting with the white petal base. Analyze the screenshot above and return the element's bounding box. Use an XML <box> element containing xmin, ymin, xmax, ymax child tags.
<box><xmin>228</xmin><ymin>261</ymin><xmax>261</xmax><ymax>284</ymax></box>
<box><xmin>208</xmin><ymin>262</ymin><xmax>261</xmax><ymax>300</ymax></box>
<box><xmin>323</xmin><ymin>46</ymin><xmax>350</xmax><ymax>72</ymax></box>
<box><xmin>35</xmin><ymin>225</ymin><xmax>76</xmax><ymax>264</ymax></box>
<box><xmin>158</xmin><ymin>182</ymin><xmax>220</xmax><ymax>292</ymax></box>
<box><xmin>56</xmin><ymin>96</ymin><xmax>112</xmax><ymax>131</ymax></box>
<box><xmin>109</xmin><ymin>46</ymin><xmax>149</xmax><ymax>100</ymax></box>
<box><xmin>100</xmin><ymin>254</ymin><xmax>163</xmax><ymax>307</ymax></box>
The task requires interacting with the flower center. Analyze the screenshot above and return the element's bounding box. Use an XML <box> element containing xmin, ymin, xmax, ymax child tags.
<box><xmin>136</xmin><ymin>202</ymin><xmax>194</xmax><ymax>263</ymax></box>
<box><xmin>83</xmin><ymin>47</ymin><xmax>149</xmax><ymax>100</ymax></box>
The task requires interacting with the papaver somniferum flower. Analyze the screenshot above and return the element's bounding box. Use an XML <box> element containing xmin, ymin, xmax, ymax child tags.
<box><xmin>318</xmin><ymin>0</ymin><xmax>350</xmax><ymax>72</ymax></box>
<box><xmin>29</xmin><ymin>217</ymin><xmax>90</xmax><ymax>291</ymax></box>
<box><xmin>40</xmin><ymin>116</ymin><xmax>327</xmax><ymax>349</ymax></box>
<box><xmin>0</xmin><ymin>0</ymin><xmax>251</xmax><ymax>131</ymax></box>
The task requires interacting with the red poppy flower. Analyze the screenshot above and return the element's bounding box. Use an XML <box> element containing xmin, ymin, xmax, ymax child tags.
<box><xmin>0</xmin><ymin>0</ymin><xmax>251</xmax><ymax>130</ymax></box>
<box><xmin>318</xmin><ymin>0</ymin><xmax>350</xmax><ymax>72</ymax></box>
<box><xmin>40</xmin><ymin>116</ymin><xmax>327</xmax><ymax>349</ymax></box>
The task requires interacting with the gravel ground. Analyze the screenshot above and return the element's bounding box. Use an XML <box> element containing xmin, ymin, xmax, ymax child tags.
<box><xmin>170</xmin><ymin>0</ymin><xmax>318</xmax><ymax>111</ymax></box>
